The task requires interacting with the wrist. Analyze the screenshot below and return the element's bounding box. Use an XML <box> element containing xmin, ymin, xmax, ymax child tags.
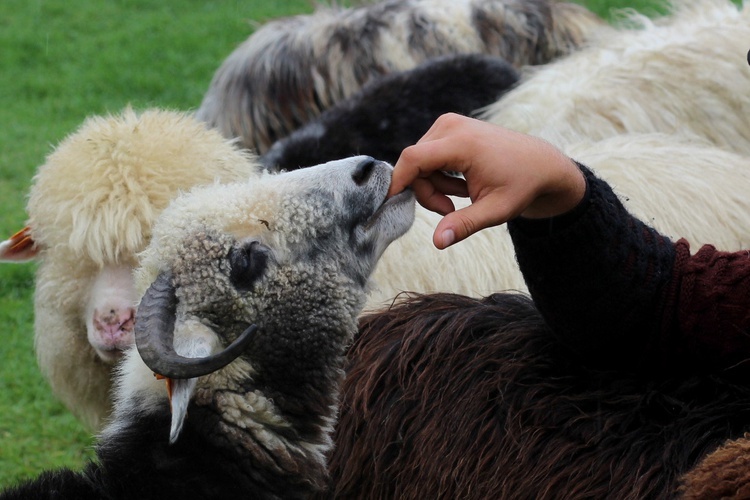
<box><xmin>520</xmin><ymin>157</ymin><xmax>586</xmax><ymax>219</ymax></box>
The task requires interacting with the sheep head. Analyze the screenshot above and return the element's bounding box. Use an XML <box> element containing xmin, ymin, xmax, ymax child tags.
<box><xmin>130</xmin><ymin>156</ymin><xmax>415</xmax><ymax>452</ymax></box>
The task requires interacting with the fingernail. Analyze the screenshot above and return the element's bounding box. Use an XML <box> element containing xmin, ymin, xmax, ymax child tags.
<box><xmin>441</xmin><ymin>229</ymin><xmax>455</xmax><ymax>248</ymax></box>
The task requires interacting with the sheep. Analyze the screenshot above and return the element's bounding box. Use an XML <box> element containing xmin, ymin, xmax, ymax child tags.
<box><xmin>6</xmin><ymin>120</ymin><xmax>750</xmax><ymax>436</ymax></box>
<box><xmin>324</xmin><ymin>292</ymin><xmax>750</xmax><ymax>499</ymax></box>
<box><xmin>480</xmin><ymin>0</ymin><xmax>750</xmax><ymax>155</ymax></box>
<box><xmin>195</xmin><ymin>0</ymin><xmax>606</xmax><ymax>154</ymax></box>
<box><xmin>0</xmin><ymin>156</ymin><xmax>416</xmax><ymax>499</ymax></box>
<box><xmin>365</xmin><ymin>132</ymin><xmax>750</xmax><ymax>316</ymax></box>
<box><xmin>679</xmin><ymin>433</ymin><xmax>750</xmax><ymax>498</ymax></box>
<box><xmin>0</xmin><ymin>107</ymin><xmax>262</xmax><ymax>432</ymax></box>
<box><xmin>260</xmin><ymin>53</ymin><xmax>520</xmax><ymax>171</ymax></box>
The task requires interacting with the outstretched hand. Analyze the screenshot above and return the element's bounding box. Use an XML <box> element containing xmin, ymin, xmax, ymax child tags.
<box><xmin>388</xmin><ymin>113</ymin><xmax>586</xmax><ymax>249</ymax></box>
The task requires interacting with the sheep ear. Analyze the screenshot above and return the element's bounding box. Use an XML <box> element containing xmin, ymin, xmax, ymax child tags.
<box><xmin>167</xmin><ymin>330</ymin><xmax>214</xmax><ymax>444</ymax></box>
<box><xmin>0</xmin><ymin>226</ymin><xmax>39</xmax><ymax>262</ymax></box>
<box><xmin>136</xmin><ymin>273</ymin><xmax>257</xmax><ymax>380</ymax></box>
<box><xmin>166</xmin><ymin>322</ymin><xmax>217</xmax><ymax>444</ymax></box>
<box><xmin>169</xmin><ymin>377</ymin><xmax>197</xmax><ymax>444</ymax></box>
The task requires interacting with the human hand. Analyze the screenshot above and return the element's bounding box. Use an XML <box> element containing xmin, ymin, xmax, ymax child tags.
<box><xmin>388</xmin><ymin>113</ymin><xmax>586</xmax><ymax>249</ymax></box>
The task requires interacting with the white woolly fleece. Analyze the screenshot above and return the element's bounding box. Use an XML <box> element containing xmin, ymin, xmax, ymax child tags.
<box><xmin>27</xmin><ymin>107</ymin><xmax>262</xmax><ymax>431</ymax></box>
<box><xmin>482</xmin><ymin>0</ymin><xmax>750</xmax><ymax>156</ymax></box>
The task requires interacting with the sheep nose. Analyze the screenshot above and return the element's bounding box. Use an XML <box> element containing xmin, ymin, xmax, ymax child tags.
<box><xmin>352</xmin><ymin>157</ymin><xmax>377</xmax><ymax>186</ymax></box>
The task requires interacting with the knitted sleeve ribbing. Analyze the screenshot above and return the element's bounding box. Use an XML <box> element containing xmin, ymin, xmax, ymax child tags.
<box><xmin>507</xmin><ymin>163</ymin><xmax>676</xmax><ymax>371</ymax></box>
<box><xmin>657</xmin><ymin>240</ymin><xmax>750</xmax><ymax>375</ymax></box>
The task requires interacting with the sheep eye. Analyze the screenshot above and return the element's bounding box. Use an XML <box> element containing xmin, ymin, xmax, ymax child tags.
<box><xmin>228</xmin><ymin>241</ymin><xmax>269</xmax><ymax>291</ymax></box>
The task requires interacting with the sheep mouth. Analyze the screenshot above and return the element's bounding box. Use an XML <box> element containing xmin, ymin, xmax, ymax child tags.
<box><xmin>362</xmin><ymin>188</ymin><xmax>415</xmax><ymax>232</ymax></box>
<box><xmin>93</xmin><ymin>345</ymin><xmax>126</xmax><ymax>364</ymax></box>
<box><xmin>355</xmin><ymin>187</ymin><xmax>415</xmax><ymax>259</ymax></box>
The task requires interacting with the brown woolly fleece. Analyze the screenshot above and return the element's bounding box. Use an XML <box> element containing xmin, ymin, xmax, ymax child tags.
<box><xmin>680</xmin><ymin>434</ymin><xmax>750</xmax><ymax>499</ymax></box>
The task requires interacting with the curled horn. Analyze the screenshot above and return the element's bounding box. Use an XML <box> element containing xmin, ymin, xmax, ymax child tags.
<box><xmin>135</xmin><ymin>272</ymin><xmax>257</xmax><ymax>379</ymax></box>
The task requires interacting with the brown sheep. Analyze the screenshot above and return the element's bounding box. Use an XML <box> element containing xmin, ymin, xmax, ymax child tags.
<box><xmin>679</xmin><ymin>434</ymin><xmax>750</xmax><ymax>498</ymax></box>
<box><xmin>324</xmin><ymin>292</ymin><xmax>750</xmax><ymax>499</ymax></box>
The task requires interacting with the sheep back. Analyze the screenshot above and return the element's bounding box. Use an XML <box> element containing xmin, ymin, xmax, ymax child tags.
<box><xmin>260</xmin><ymin>53</ymin><xmax>520</xmax><ymax>170</ymax></box>
<box><xmin>482</xmin><ymin>0</ymin><xmax>750</xmax><ymax>155</ymax></box>
<box><xmin>196</xmin><ymin>0</ymin><xmax>606</xmax><ymax>153</ymax></box>
<box><xmin>562</xmin><ymin>133</ymin><xmax>750</xmax><ymax>251</ymax></box>
<box><xmin>326</xmin><ymin>292</ymin><xmax>750</xmax><ymax>498</ymax></box>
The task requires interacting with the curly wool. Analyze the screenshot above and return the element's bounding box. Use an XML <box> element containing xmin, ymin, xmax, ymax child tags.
<box><xmin>28</xmin><ymin>107</ymin><xmax>259</xmax><ymax>265</ymax></box>
<box><xmin>680</xmin><ymin>434</ymin><xmax>750</xmax><ymax>498</ymax></box>
<box><xmin>27</xmin><ymin>107</ymin><xmax>261</xmax><ymax>431</ymax></box>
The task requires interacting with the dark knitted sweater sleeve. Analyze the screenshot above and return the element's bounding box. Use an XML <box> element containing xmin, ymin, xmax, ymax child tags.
<box><xmin>658</xmin><ymin>241</ymin><xmax>750</xmax><ymax>374</ymax></box>
<box><xmin>509</xmin><ymin>164</ymin><xmax>750</xmax><ymax>375</ymax></box>
<box><xmin>507</xmin><ymin>164</ymin><xmax>676</xmax><ymax>372</ymax></box>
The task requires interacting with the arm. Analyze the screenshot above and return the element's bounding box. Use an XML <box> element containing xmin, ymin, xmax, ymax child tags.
<box><xmin>510</xmin><ymin>168</ymin><xmax>750</xmax><ymax>375</ymax></box>
<box><xmin>507</xmin><ymin>165</ymin><xmax>677</xmax><ymax>371</ymax></box>
<box><xmin>391</xmin><ymin>113</ymin><xmax>750</xmax><ymax>375</ymax></box>
<box><xmin>659</xmin><ymin>241</ymin><xmax>750</xmax><ymax>375</ymax></box>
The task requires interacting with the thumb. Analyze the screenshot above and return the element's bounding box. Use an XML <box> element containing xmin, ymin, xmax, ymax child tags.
<box><xmin>432</xmin><ymin>196</ymin><xmax>514</xmax><ymax>249</ymax></box>
<box><xmin>432</xmin><ymin>208</ymin><xmax>480</xmax><ymax>250</ymax></box>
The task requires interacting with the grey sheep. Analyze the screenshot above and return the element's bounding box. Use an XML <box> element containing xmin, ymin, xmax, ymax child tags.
<box><xmin>1</xmin><ymin>156</ymin><xmax>415</xmax><ymax>499</ymax></box>
<box><xmin>196</xmin><ymin>0</ymin><xmax>606</xmax><ymax>153</ymax></box>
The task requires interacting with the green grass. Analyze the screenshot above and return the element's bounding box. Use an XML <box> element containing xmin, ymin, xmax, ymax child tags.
<box><xmin>0</xmin><ymin>0</ymin><xmax>324</xmax><ymax>486</ymax></box>
<box><xmin>0</xmin><ymin>0</ymin><xmax>692</xmax><ymax>488</ymax></box>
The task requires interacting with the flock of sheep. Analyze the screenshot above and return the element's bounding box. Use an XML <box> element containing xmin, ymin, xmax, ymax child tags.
<box><xmin>2</xmin><ymin>0</ymin><xmax>750</xmax><ymax>497</ymax></box>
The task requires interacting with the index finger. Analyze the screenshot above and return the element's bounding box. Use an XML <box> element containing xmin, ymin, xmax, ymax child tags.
<box><xmin>389</xmin><ymin>137</ymin><xmax>468</xmax><ymax>196</ymax></box>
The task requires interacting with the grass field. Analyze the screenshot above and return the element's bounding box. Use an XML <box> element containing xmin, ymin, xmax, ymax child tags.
<box><xmin>0</xmin><ymin>0</ymin><xmax>685</xmax><ymax>487</ymax></box>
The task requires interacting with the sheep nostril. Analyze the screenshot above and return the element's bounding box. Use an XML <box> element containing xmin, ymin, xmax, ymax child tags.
<box><xmin>352</xmin><ymin>157</ymin><xmax>377</xmax><ymax>186</ymax></box>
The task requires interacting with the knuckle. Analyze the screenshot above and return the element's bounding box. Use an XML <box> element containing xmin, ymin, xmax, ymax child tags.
<box><xmin>398</xmin><ymin>144</ymin><xmax>419</xmax><ymax>164</ymax></box>
<box><xmin>437</xmin><ymin>112</ymin><xmax>462</xmax><ymax>129</ymax></box>
<box><xmin>457</xmin><ymin>215</ymin><xmax>477</xmax><ymax>240</ymax></box>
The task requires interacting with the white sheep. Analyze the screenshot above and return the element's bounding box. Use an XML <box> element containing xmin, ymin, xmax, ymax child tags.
<box><xmin>365</xmin><ymin>131</ymin><xmax>750</xmax><ymax>315</ymax></box>
<box><xmin>480</xmin><ymin>0</ymin><xmax>750</xmax><ymax>154</ymax></box>
<box><xmin>0</xmin><ymin>107</ymin><xmax>261</xmax><ymax>431</ymax></box>
<box><xmin>195</xmin><ymin>0</ymin><xmax>606</xmax><ymax>154</ymax></box>
<box><xmin>1</xmin><ymin>156</ymin><xmax>415</xmax><ymax>499</ymax></box>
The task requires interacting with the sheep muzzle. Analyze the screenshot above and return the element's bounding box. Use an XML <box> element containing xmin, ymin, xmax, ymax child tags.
<box><xmin>135</xmin><ymin>271</ymin><xmax>257</xmax><ymax>379</ymax></box>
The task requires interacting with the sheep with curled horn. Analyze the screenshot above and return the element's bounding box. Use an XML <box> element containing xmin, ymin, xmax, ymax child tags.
<box><xmin>195</xmin><ymin>0</ymin><xmax>606</xmax><ymax>154</ymax></box>
<box><xmin>1</xmin><ymin>156</ymin><xmax>415</xmax><ymax>499</ymax></box>
<box><xmin>7</xmin><ymin>116</ymin><xmax>750</xmax><ymax>437</ymax></box>
<box><xmin>0</xmin><ymin>107</ymin><xmax>262</xmax><ymax>432</ymax></box>
<box><xmin>323</xmin><ymin>292</ymin><xmax>750</xmax><ymax>499</ymax></box>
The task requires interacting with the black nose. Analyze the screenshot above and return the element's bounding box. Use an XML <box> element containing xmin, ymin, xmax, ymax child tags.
<box><xmin>352</xmin><ymin>157</ymin><xmax>377</xmax><ymax>186</ymax></box>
